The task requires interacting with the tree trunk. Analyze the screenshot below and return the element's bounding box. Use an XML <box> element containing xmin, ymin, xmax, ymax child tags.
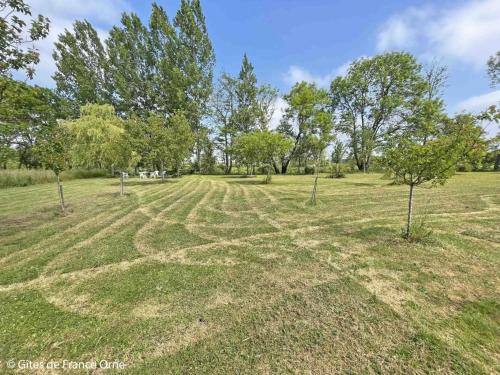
<box><xmin>120</xmin><ymin>172</ymin><xmax>124</xmax><ymax>196</ymax></box>
<box><xmin>406</xmin><ymin>184</ymin><xmax>414</xmax><ymax>238</ymax></box>
<box><xmin>56</xmin><ymin>174</ymin><xmax>65</xmax><ymax>212</ymax></box>
<box><xmin>310</xmin><ymin>175</ymin><xmax>319</xmax><ymax>205</ymax></box>
<box><xmin>494</xmin><ymin>153</ymin><xmax>500</xmax><ymax>171</ymax></box>
<box><xmin>272</xmin><ymin>160</ymin><xmax>280</xmax><ymax>174</ymax></box>
<box><xmin>161</xmin><ymin>162</ymin><xmax>165</xmax><ymax>181</ymax></box>
<box><xmin>281</xmin><ymin>158</ymin><xmax>290</xmax><ymax>174</ymax></box>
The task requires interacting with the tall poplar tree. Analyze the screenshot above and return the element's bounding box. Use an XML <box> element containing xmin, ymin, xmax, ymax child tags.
<box><xmin>173</xmin><ymin>0</ymin><xmax>215</xmax><ymax>169</ymax></box>
<box><xmin>52</xmin><ymin>20</ymin><xmax>111</xmax><ymax>111</ymax></box>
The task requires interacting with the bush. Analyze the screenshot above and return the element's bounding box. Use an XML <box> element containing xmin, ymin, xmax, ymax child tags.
<box><xmin>66</xmin><ymin>168</ymin><xmax>109</xmax><ymax>179</ymax></box>
<box><xmin>304</xmin><ymin>165</ymin><xmax>316</xmax><ymax>174</ymax></box>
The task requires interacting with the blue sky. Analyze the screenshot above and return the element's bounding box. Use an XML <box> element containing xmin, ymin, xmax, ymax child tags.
<box><xmin>23</xmin><ymin>0</ymin><xmax>500</xmax><ymax>133</ymax></box>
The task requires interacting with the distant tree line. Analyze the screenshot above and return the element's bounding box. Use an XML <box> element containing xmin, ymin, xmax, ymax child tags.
<box><xmin>1</xmin><ymin>0</ymin><xmax>499</xmax><ymax>178</ymax></box>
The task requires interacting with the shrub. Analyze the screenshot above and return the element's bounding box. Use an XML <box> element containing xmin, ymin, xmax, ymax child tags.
<box><xmin>304</xmin><ymin>165</ymin><xmax>316</xmax><ymax>174</ymax></box>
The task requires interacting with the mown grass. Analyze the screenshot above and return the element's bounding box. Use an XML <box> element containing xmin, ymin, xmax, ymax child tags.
<box><xmin>0</xmin><ymin>172</ymin><xmax>498</xmax><ymax>374</ymax></box>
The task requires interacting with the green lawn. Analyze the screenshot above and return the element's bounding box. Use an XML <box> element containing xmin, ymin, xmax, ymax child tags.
<box><xmin>0</xmin><ymin>173</ymin><xmax>499</xmax><ymax>374</ymax></box>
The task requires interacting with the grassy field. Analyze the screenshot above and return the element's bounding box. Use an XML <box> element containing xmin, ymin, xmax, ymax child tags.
<box><xmin>0</xmin><ymin>173</ymin><xmax>499</xmax><ymax>374</ymax></box>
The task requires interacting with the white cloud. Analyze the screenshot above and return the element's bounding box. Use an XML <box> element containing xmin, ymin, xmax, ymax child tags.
<box><xmin>269</xmin><ymin>97</ymin><xmax>288</xmax><ymax>130</ymax></box>
<box><xmin>15</xmin><ymin>0</ymin><xmax>130</xmax><ymax>86</ymax></box>
<box><xmin>282</xmin><ymin>60</ymin><xmax>353</xmax><ymax>88</ymax></box>
<box><xmin>455</xmin><ymin>90</ymin><xmax>500</xmax><ymax>113</ymax></box>
<box><xmin>377</xmin><ymin>0</ymin><xmax>500</xmax><ymax>67</ymax></box>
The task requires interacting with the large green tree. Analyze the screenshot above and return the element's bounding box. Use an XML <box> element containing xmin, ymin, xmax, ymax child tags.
<box><xmin>278</xmin><ymin>82</ymin><xmax>332</xmax><ymax>174</ymax></box>
<box><xmin>0</xmin><ymin>77</ymin><xmax>70</xmax><ymax>168</ymax></box>
<box><xmin>234</xmin><ymin>54</ymin><xmax>259</xmax><ymax>133</ymax></box>
<box><xmin>331</xmin><ymin>52</ymin><xmax>426</xmax><ymax>172</ymax></box>
<box><xmin>0</xmin><ymin>0</ymin><xmax>50</xmax><ymax>79</ymax></box>
<box><xmin>211</xmin><ymin>73</ymin><xmax>237</xmax><ymax>174</ymax></box>
<box><xmin>106</xmin><ymin>13</ymin><xmax>156</xmax><ymax>114</ymax></box>
<box><xmin>52</xmin><ymin>20</ymin><xmax>111</xmax><ymax>111</ymax></box>
<box><xmin>233</xmin><ymin>130</ymin><xmax>292</xmax><ymax>180</ymax></box>
<box><xmin>63</xmin><ymin>104</ymin><xmax>130</xmax><ymax>173</ymax></box>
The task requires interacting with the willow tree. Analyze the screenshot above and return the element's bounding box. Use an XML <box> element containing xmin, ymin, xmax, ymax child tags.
<box><xmin>63</xmin><ymin>104</ymin><xmax>129</xmax><ymax>173</ymax></box>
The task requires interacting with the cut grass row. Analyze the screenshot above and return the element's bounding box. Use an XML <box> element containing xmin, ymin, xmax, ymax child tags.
<box><xmin>0</xmin><ymin>172</ymin><xmax>498</xmax><ymax>373</ymax></box>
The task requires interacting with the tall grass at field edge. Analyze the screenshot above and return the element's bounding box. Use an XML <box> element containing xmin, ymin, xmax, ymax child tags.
<box><xmin>0</xmin><ymin>169</ymin><xmax>110</xmax><ymax>188</ymax></box>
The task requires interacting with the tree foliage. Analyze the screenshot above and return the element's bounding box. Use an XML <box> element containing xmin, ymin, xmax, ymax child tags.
<box><xmin>278</xmin><ymin>82</ymin><xmax>332</xmax><ymax>174</ymax></box>
<box><xmin>384</xmin><ymin>98</ymin><xmax>487</xmax><ymax>238</ymax></box>
<box><xmin>0</xmin><ymin>77</ymin><xmax>70</xmax><ymax>168</ymax></box>
<box><xmin>63</xmin><ymin>104</ymin><xmax>132</xmax><ymax>171</ymax></box>
<box><xmin>0</xmin><ymin>0</ymin><xmax>50</xmax><ymax>78</ymax></box>
<box><xmin>52</xmin><ymin>20</ymin><xmax>111</xmax><ymax>110</ymax></box>
<box><xmin>234</xmin><ymin>130</ymin><xmax>292</xmax><ymax>177</ymax></box>
<box><xmin>487</xmin><ymin>51</ymin><xmax>499</xmax><ymax>88</ymax></box>
<box><xmin>331</xmin><ymin>52</ymin><xmax>426</xmax><ymax>172</ymax></box>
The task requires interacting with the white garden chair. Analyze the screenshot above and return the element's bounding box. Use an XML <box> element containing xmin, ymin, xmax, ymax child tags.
<box><xmin>139</xmin><ymin>171</ymin><xmax>148</xmax><ymax>179</ymax></box>
<box><xmin>150</xmin><ymin>170</ymin><xmax>159</xmax><ymax>178</ymax></box>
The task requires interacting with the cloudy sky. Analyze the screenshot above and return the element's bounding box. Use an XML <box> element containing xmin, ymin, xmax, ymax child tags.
<box><xmin>18</xmin><ymin>0</ymin><xmax>500</xmax><ymax>132</ymax></box>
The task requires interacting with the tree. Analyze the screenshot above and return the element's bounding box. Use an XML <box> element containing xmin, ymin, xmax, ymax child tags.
<box><xmin>35</xmin><ymin>124</ymin><xmax>72</xmax><ymax>212</ymax></box>
<box><xmin>383</xmin><ymin>99</ymin><xmax>487</xmax><ymax>239</ymax></box>
<box><xmin>173</xmin><ymin>0</ymin><xmax>215</xmax><ymax>169</ymax></box>
<box><xmin>52</xmin><ymin>20</ymin><xmax>111</xmax><ymax>111</ymax></box>
<box><xmin>166</xmin><ymin>111</ymin><xmax>194</xmax><ymax>175</ymax></box>
<box><xmin>487</xmin><ymin>51</ymin><xmax>499</xmax><ymax>87</ymax></box>
<box><xmin>331</xmin><ymin>52</ymin><xmax>426</xmax><ymax>172</ymax></box>
<box><xmin>0</xmin><ymin>76</ymin><xmax>70</xmax><ymax>168</ymax></box>
<box><xmin>278</xmin><ymin>82</ymin><xmax>332</xmax><ymax>174</ymax></box>
<box><xmin>211</xmin><ymin>60</ymin><xmax>278</xmax><ymax>174</ymax></box>
<box><xmin>331</xmin><ymin>140</ymin><xmax>346</xmax><ymax>178</ymax></box>
<box><xmin>63</xmin><ymin>104</ymin><xmax>128</xmax><ymax>173</ymax></box>
<box><xmin>233</xmin><ymin>130</ymin><xmax>292</xmax><ymax>181</ymax></box>
<box><xmin>234</xmin><ymin>54</ymin><xmax>259</xmax><ymax>133</ymax></box>
<box><xmin>211</xmin><ymin>73</ymin><xmax>237</xmax><ymax>174</ymax></box>
<box><xmin>0</xmin><ymin>0</ymin><xmax>50</xmax><ymax>79</ymax></box>
<box><xmin>106</xmin><ymin>13</ymin><xmax>156</xmax><ymax>115</ymax></box>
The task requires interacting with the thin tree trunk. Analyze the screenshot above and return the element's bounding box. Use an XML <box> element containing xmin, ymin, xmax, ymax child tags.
<box><xmin>272</xmin><ymin>160</ymin><xmax>280</xmax><ymax>174</ymax></box>
<box><xmin>56</xmin><ymin>174</ymin><xmax>65</xmax><ymax>212</ymax></box>
<box><xmin>120</xmin><ymin>172</ymin><xmax>124</xmax><ymax>196</ymax></box>
<box><xmin>281</xmin><ymin>159</ymin><xmax>290</xmax><ymax>174</ymax></box>
<box><xmin>310</xmin><ymin>175</ymin><xmax>319</xmax><ymax>205</ymax></box>
<box><xmin>406</xmin><ymin>184</ymin><xmax>414</xmax><ymax>238</ymax></box>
